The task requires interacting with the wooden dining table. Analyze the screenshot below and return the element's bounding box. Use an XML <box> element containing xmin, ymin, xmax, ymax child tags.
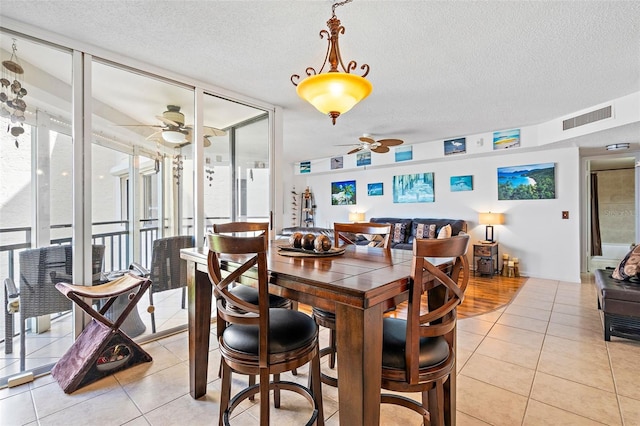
<box><xmin>180</xmin><ymin>241</ymin><xmax>455</xmax><ymax>425</ymax></box>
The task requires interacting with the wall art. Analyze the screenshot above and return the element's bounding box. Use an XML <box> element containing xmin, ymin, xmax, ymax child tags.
<box><xmin>331</xmin><ymin>180</ymin><xmax>357</xmax><ymax>205</ymax></box>
<box><xmin>300</xmin><ymin>161</ymin><xmax>311</xmax><ymax>173</ymax></box>
<box><xmin>498</xmin><ymin>162</ymin><xmax>555</xmax><ymax>200</ymax></box>
<box><xmin>392</xmin><ymin>173</ymin><xmax>434</xmax><ymax>203</ymax></box>
<box><xmin>444</xmin><ymin>137</ymin><xmax>466</xmax><ymax>156</ymax></box>
<box><xmin>330</xmin><ymin>156</ymin><xmax>344</xmax><ymax>169</ymax></box>
<box><xmin>367</xmin><ymin>182</ymin><xmax>383</xmax><ymax>196</ymax></box>
<box><xmin>395</xmin><ymin>145</ymin><xmax>413</xmax><ymax>162</ymax></box>
<box><xmin>450</xmin><ymin>175</ymin><xmax>473</xmax><ymax>191</ymax></box>
<box><xmin>493</xmin><ymin>129</ymin><xmax>520</xmax><ymax>150</ymax></box>
<box><xmin>356</xmin><ymin>151</ymin><xmax>371</xmax><ymax>166</ymax></box>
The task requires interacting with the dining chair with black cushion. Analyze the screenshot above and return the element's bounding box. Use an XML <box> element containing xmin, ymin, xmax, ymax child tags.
<box><xmin>130</xmin><ymin>235</ymin><xmax>194</xmax><ymax>333</ymax></box>
<box><xmin>4</xmin><ymin>244</ymin><xmax>105</xmax><ymax>371</ymax></box>
<box><xmin>213</xmin><ymin>222</ymin><xmax>297</xmax><ymax>388</ymax></box>
<box><xmin>207</xmin><ymin>231</ymin><xmax>324</xmax><ymax>426</ymax></box>
<box><xmin>312</xmin><ymin>222</ymin><xmax>392</xmax><ymax>386</ymax></box>
<box><xmin>380</xmin><ymin>234</ymin><xmax>469</xmax><ymax>425</ymax></box>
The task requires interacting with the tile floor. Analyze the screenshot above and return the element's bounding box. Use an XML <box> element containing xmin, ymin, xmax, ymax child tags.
<box><xmin>1</xmin><ymin>275</ymin><xmax>640</xmax><ymax>425</ymax></box>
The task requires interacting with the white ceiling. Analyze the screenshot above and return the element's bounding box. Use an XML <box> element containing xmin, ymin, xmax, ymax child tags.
<box><xmin>1</xmin><ymin>0</ymin><xmax>639</xmax><ymax>163</ymax></box>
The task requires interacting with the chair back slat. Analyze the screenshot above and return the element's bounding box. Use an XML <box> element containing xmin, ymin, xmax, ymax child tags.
<box><xmin>206</xmin><ymin>226</ymin><xmax>271</xmax><ymax>365</ymax></box>
<box><xmin>405</xmin><ymin>234</ymin><xmax>469</xmax><ymax>384</ymax></box>
<box><xmin>333</xmin><ymin>222</ymin><xmax>392</xmax><ymax>249</ymax></box>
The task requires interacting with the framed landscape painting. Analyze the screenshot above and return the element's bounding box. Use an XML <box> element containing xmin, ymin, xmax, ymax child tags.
<box><xmin>331</xmin><ymin>180</ymin><xmax>357</xmax><ymax>205</ymax></box>
<box><xmin>444</xmin><ymin>137</ymin><xmax>466</xmax><ymax>156</ymax></box>
<box><xmin>450</xmin><ymin>175</ymin><xmax>473</xmax><ymax>191</ymax></box>
<box><xmin>497</xmin><ymin>163</ymin><xmax>555</xmax><ymax>200</ymax></box>
<box><xmin>367</xmin><ymin>182</ymin><xmax>383</xmax><ymax>196</ymax></box>
<box><xmin>356</xmin><ymin>151</ymin><xmax>371</xmax><ymax>166</ymax></box>
<box><xmin>392</xmin><ymin>173</ymin><xmax>434</xmax><ymax>203</ymax></box>
<box><xmin>493</xmin><ymin>129</ymin><xmax>520</xmax><ymax>150</ymax></box>
<box><xmin>300</xmin><ymin>161</ymin><xmax>311</xmax><ymax>173</ymax></box>
<box><xmin>395</xmin><ymin>145</ymin><xmax>413</xmax><ymax>162</ymax></box>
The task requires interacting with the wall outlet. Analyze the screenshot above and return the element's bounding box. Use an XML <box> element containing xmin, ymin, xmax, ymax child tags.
<box><xmin>562</xmin><ymin>211</ymin><xmax>569</xmax><ymax>219</ymax></box>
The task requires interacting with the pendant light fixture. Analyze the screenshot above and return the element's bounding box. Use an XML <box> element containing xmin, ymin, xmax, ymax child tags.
<box><xmin>291</xmin><ymin>0</ymin><xmax>372</xmax><ymax>125</ymax></box>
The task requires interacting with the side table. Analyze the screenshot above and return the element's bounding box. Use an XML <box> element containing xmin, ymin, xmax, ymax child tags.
<box><xmin>473</xmin><ymin>242</ymin><xmax>498</xmax><ymax>277</ymax></box>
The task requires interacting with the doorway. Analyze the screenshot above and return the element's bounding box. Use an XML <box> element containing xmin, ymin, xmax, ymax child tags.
<box><xmin>586</xmin><ymin>155</ymin><xmax>638</xmax><ymax>271</ymax></box>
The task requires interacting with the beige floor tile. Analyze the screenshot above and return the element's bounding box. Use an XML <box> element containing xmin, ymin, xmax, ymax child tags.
<box><xmin>457</xmin><ymin>329</ymin><xmax>485</xmax><ymax>352</ymax></box>
<box><xmin>510</xmin><ymin>296</ymin><xmax>555</xmax><ymax>311</ymax></box>
<box><xmin>456</xmin><ymin>411</ymin><xmax>491</xmax><ymax>425</ymax></box>
<box><xmin>523</xmin><ymin>399</ymin><xmax>606</xmax><ymax>425</ymax></box>
<box><xmin>552</xmin><ymin>301</ymin><xmax>600</xmax><ymax>319</ymax></box>
<box><xmin>530</xmin><ymin>372</ymin><xmax>621</xmax><ymax>425</ymax></box>
<box><xmin>31</xmin><ymin>375</ymin><xmax>120</xmax><ymax>418</ymax></box>
<box><xmin>143</xmin><ymin>389</ymin><xmax>220</xmax><ymax>426</ymax></box>
<box><xmin>124</xmin><ymin>362</ymin><xmax>190</xmax><ymax>413</ymax></box>
<box><xmin>471</xmin><ymin>308</ymin><xmax>504</xmax><ymax>323</ymax></box>
<box><xmin>460</xmin><ymin>353</ymin><xmax>535</xmax><ymax>396</ymax></box>
<box><xmin>486</xmin><ymin>323</ymin><xmax>545</xmax><ymax>350</ymax></box>
<box><xmin>549</xmin><ymin>311</ymin><xmax>603</xmax><ymax>332</ymax></box>
<box><xmin>0</xmin><ymin>388</ymin><xmax>37</xmax><ymax>425</ymax></box>
<box><xmin>456</xmin><ymin>375</ymin><xmax>528</xmax><ymax>426</ymax></box>
<box><xmin>619</xmin><ymin>395</ymin><xmax>640</xmax><ymax>425</ymax></box>
<box><xmin>497</xmin><ymin>312</ymin><xmax>549</xmax><ymax>334</ymax></box>
<box><xmin>244</xmin><ymin>387</ymin><xmax>322</xmax><ymax>425</ymax></box>
<box><xmin>545</xmin><ymin>321</ymin><xmax>606</xmax><ymax>346</ymax></box>
<box><xmin>456</xmin><ymin>317</ymin><xmax>494</xmax><ymax>336</ymax></box>
<box><xmin>457</xmin><ymin>348</ymin><xmax>473</xmax><ymax>372</ymax></box>
<box><xmin>504</xmin><ymin>304</ymin><xmax>551</xmax><ymax>322</ymax></box>
<box><xmin>38</xmin><ymin>387</ymin><xmax>142</xmax><ymax>426</ymax></box>
<box><xmin>538</xmin><ymin>336</ymin><xmax>614</xmax><ymax>392</ymax></box>
<box><xmin>475</xmin><ymin>336</ymin><xmax>541</xmax><ymax>369</ymax></box>
<box><xmin>608</xmin><ymin>342</ymin><xmax>640</xmax><ymax>400</ymax></box>
<box><xmin>122</xmin><ymin>415</ymin><xmax>151</xmax><ymax>425</ymax></box>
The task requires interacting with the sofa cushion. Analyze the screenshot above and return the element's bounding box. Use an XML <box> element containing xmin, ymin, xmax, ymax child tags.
<box><xmin>612</xmin><ymin>244</ymin><xmax>640</xmax><ymax>281</ymax></box>
<box><xmin>408</xmin><ymin>219</ymin><xmax>467</xmax><ymax>243</ymax></box>
<box><xmin>437</xmin><ymin>224</ymin><xmax>452</xmax><ymax>239</ymax></box>
<box><xmin>415</xmin><ymin>223</ymin><xmax>437</xmax><ymax>239</ymax></box>
<box><xmin>369</xmin><ymin>218</ymin><xmax>413</xmax><ymax>245</ymax></box>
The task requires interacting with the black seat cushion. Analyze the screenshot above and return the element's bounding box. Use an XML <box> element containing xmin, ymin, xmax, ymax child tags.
<box><xmin>312</xmin><ymin>307</ymin><xmax>335</xmax><ymax>320</ymax></box>
<box><xmin>229</xmin><ymin>284</ymin><xmax>291</xmax><ymax>308</ymax></box>
<box><xmin>381</xmin><ymin>317</ymin><xmax>450</xmax><ymax>370</ymax></box>
<box><xmin>223</xmin><ymin>309</ymin><xmax>317</xmax><ymax>354</ymax></box>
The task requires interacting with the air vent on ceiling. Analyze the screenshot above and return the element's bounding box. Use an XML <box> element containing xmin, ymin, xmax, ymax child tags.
<box><xmin>563</xmin><ymin>105</ymin><xmax>612</xmax><ymax>131</ymax></box>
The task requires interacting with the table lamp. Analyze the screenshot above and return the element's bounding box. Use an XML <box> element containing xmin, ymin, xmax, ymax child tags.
<box><xmin>348</xmin><ymin>212</ymin><xmax>365</xmax><ymax>223</ymax></box>
<box><xmin>478</xmin><ymin>212</ymin><xmax>504</xmax><ymax>242</ymax></box>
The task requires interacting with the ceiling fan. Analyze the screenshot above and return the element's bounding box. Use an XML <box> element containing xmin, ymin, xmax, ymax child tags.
<box><xmin>338</xmin><ymin>135</ymin><xmax>404</xmax><ymax>155</ymax></box>
<box><xmin>122</xmin><ymin>105</ymin><xmax>226</xmax><ymax>147</ymax></box>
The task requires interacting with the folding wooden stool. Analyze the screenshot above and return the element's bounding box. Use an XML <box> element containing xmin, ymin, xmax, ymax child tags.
<box><xmin>51</xmin><ymin>273</ymin><xmax>152</xmax><ymax>393</ymax></box>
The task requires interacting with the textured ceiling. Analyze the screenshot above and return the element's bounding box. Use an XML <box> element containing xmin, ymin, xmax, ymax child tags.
<box><xmin>1</xmin><ymin>0</ymin><xmax>639</xmax><ymax>162</ymax></box>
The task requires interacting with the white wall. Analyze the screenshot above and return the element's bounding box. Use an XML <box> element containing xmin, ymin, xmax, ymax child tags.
<box><xmin>287</xmin><ymin>145</ymin><xmax>581</xmax><ymax>283</ymax></box>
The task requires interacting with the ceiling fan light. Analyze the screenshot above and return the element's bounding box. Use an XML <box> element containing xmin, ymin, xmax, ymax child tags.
<box><xmin>162</xmin><ymin>130</ymin><xmax>186</xmax><ymax>143</ymax></box>
<box><xmin>296</xmin><ymin>72</ymin><xmax>372</xmax><ymax>118</ymax></box>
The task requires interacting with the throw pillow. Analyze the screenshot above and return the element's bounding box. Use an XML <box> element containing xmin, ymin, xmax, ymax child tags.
<box><xmin>415</xmin><ymin>223</ymin><xmax>425</xmax><ymax>239</ymax></box>
<box><xmin>391</xmin><ymin>222</ymin><xmax>407</xmax><ymax>244</ymax></box>
<box><xmin>612</xmin><ymin>244</ymin><xmax>640</xmax><ymax>281</ymax></box>
<box><xmin>437</xmin><ymin>224</ymin><xmax>452</xmax><ymax>239</ymax></box>
<box><xmin>428</xmin><ymin>224</ymin><xmax>437</xmax><ymax>239</ymax></box>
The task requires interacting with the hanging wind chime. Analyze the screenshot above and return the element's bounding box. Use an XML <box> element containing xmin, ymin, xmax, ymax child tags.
<box><xmin>1</xmin><ymin>39</ymin><xmax>28</xmax><ymax>148</ymax></box>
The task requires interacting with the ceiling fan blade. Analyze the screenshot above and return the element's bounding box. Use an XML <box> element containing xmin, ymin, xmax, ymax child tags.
<box><xmin>155</xmin><ymin>115</ymin><xmax>180</xmax><ymax>127</ymax></box>
<box><xmin>359</xmin><ymin>136</ymin><xmax>375</xmax><ymax>144</ymax></box>
<box><xmin>116</xmin><ymin>124</ymin><xmax>163</xmax><ymax>129</ymax></box>
<box><xmin>185</xmin><ymin>129</ymin><xmax>213</xmax><ymax>147</ymax></box>
<box><xmin>335</xmin><ymin>144</ymin><xmax>359</xmax><ymax>147</ymax></box>
<box><xmin>378</xmin><ymin>138</ymin><xmax>403</xmax><ymax>147</ymax></box>
<box><xmin>371</xmin><ymin>145</ymin><xmax>390</xmax><ymax>154</ymax></box>
<box><xmin>348</xmin><ymin>146</ymin><xmax>364</xmax><ymax>155</ymax></box>
<box><xmin>145</xmin><ymin>130</ymin><xmax>163</xmax><ymax>140</ymax></box>
<box><xmin>204</xmin><ymin>126</ymin><xmax>226</xmax><ymax>137</ymax></box>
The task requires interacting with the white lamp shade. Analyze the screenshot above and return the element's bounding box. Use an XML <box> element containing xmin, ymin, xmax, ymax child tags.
<box><xmin>162</xmin><ymin>130</ymin><xmax>187</xmax><ymax>143</ymax></box>
<box><xmin>348</xmin><ymin>212</ymin><xmax>365</xmax><ymax>222</ymax></box>
<box><xmin>478</xmin><ymin>212</ymin><xmax>505</xmax><ymax>225</ymax></box>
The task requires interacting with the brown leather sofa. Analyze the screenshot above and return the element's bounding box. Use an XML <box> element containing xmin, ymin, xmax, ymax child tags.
<box><xmin>594</xmin><ymin>268</ymin><xmax>640</xmax><ymax>341</ymax></box>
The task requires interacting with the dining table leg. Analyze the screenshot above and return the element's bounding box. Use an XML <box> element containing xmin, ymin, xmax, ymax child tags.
<box><xmin>188</xmin><ymin>262</ymin><xmax>212</xmax><ymax>399</ymax></box>
<box><xmin>335</xmin><ymin>302</ymin><xmax>383</xmax><ymax>425</ymax></box>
